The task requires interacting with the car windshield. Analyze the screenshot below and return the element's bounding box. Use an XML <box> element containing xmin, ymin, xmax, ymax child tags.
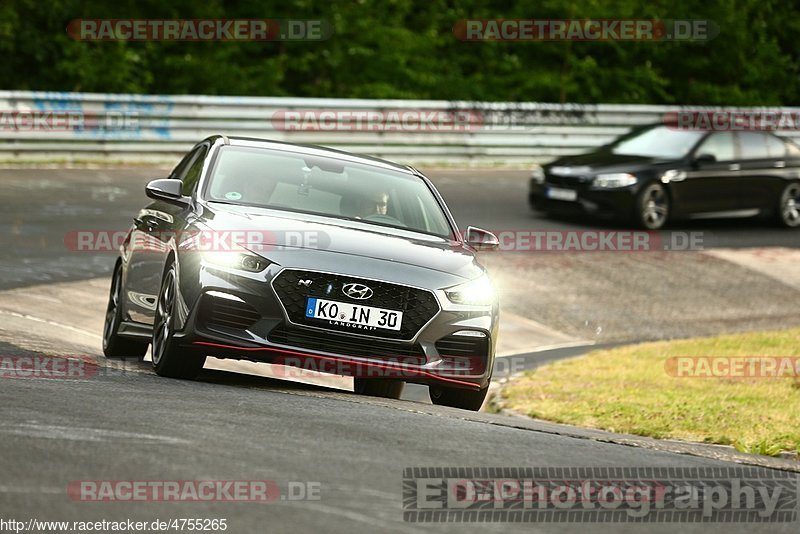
<box><xmin>609</xmin><ymin>126</ymin><xmax>705</xmax><ymax>158</ymax></box>
<box><xmin>205</xmin><ymin>146</ymin><xmax>453</xmax><ymax>238</ymax></box>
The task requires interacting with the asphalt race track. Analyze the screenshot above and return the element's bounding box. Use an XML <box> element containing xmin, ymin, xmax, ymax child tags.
<box><xmin>1</xmin><ymin>168</ymin><xmax>798</xmax><ymax>533</ymax></box>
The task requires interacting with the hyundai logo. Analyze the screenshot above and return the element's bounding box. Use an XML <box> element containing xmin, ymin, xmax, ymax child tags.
<box><xmin>342</xmin><ymin>283</ymin><xmax>373</xmax><ymax>300</ymax></box>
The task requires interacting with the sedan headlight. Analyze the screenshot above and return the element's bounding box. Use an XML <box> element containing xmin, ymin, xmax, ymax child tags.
<box><xmin>202</xmin><ymin>251</ymin><xmax>269</xmax><ymax>273</ymax></box>
<box><xmin>593</xmin><ymin>173</ymin><xmax>637</xmax><ymax>188</ymax></box>
<box><xmin>530</xmin><ymin>165</ymin><xmax>545</xmax><ymax>184</ymax></box>
<box><xmin>445</xmin><ymin>275</ymin><xmax>495</xmax><ymax>306</ymax></box>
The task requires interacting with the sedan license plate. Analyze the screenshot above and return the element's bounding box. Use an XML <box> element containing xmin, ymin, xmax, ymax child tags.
<box><xmin>546</xmin><ymin>187</ymin><xmax>578</xmax><ymax>202</ymax></box>
<box><xmin>305</xmin><ymin>297</ymin><xmax>403</xmax><ymax>331</ymax></box>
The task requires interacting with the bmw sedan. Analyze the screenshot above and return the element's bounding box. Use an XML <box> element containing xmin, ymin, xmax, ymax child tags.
<box><xmin>528</xmin><ymin>124</ymin><xmax>800</xmax><ymax>229</ymax></box>
<box><xmin>102</xmin><ymin>135</ymin><xmax>500</xmax><ymax>410</ymax></box>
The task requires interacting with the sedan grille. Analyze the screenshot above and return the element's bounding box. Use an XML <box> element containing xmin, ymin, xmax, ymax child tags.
<box><xmin>271</xmin><ymin>269</ymin><xmax>439</xmax><ymax>340</ymax></box>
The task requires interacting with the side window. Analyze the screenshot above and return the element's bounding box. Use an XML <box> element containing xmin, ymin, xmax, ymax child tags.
<box><xmin>181</xmin><ymin>146</ymin><xmax>209</xmax><ymax>195</ymax></box>
<box><xmin>695</xmin><ymin>132</ymin><xmax>735</xmax><ymax>162</ymax></box>
<box><xmin>765</xmin><ymin>135</ymin><xmax>786</xmax><ymax>159</ymax></box>
<box><xmin>738</xmin><ymin>132</ymin><xmax>771</xmax><ymax>160</ymax></box>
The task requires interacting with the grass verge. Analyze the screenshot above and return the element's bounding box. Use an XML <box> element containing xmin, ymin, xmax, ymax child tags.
<box><xmin>499</xmin><ymin>328</ymin><xmax>800</xmax><ymax>457</ymax></box>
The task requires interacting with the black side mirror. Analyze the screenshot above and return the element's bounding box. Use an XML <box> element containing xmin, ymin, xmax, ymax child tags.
<box><xmin>145</xmin><ymin>179</ymin><xmax>190</xmax><ymax>206</ymax></box>
<box><xmin>693</xmin><ymin>153</ymin><xmax>716</xmax><ymax>166</ymax></box>
<box><xmin>464</xmin><ymin>226</ymin><xmax>499</xmax><ymax>251</ymax></box>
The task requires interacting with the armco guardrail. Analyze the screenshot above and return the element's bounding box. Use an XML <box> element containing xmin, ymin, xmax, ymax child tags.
<box><xmin>1</xmin><ymin>91</ymin><xmax>798</xmax><ymax>165</ymax></box>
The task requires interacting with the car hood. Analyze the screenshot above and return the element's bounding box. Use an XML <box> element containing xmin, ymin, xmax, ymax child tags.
<box><xmin>547</xmin><ymin>151</ymin><xmax>679</xmax><ymax>175</ymax></box>
<box><xmin>198</xmin><ymin>204</ymin><xmax>484</xmax><ymax>288</ymax></box>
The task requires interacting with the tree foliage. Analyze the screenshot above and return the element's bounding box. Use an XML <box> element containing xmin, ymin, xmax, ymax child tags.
<box><xmin>0</xmin><ymin>0</ymin><xmax>796</xmax><ymax>104</ymax></box>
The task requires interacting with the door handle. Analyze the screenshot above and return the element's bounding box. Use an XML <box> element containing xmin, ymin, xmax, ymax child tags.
<box><xmin>774</xmin><ymin>160</ymin><xmax>786</xmax><ymax>168</ymax></box>
<box><xmin>728</xmin><ymin>163</ymin><xmax>741</xmax><ymax>171</ymax></box>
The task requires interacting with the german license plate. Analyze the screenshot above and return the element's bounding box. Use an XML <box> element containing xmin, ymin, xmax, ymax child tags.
<box><xmin>546</xmin><ymin>187</ymin><xmax>578</xmax><ymax>201</ymax></box>
<box><xmin>305</xmin><ymin>297</ymin><xmax>403</xmax><ymax>331</ymax></box>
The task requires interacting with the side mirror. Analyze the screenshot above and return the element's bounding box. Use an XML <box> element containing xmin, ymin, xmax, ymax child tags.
<box><xmin>464</xmin><ymin>226</ymin><xmax>499</xmax><ymax>251</ymax></box>
<box><xmin>145</xmin><ymin>179</ymin><xmax>190</xmax><ymax>206</ymax></box>
<box><xmin>693</xmin><ymin>153</ymin><xmax>716</xmax><ymax>165</ymax></box>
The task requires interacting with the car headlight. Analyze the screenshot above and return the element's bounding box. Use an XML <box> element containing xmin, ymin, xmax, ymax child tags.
<box><xmin>593</xmin><ymin>173</ymin><xmax>637</xmax><ymax>188</ymax></box>
<box><xmin>445</xmin><ymin>275</ymin><xmax>495</xmax><ymax>306</ymax></box>
<box><xmin>530</xmin><ymin>165</ymin><xmax>545</xmax><ymax>184</ymax></box>
<box><xmin>202</xmin><ymin>251</ymin><xmax>269</xmax><ymax>273</ymax></box>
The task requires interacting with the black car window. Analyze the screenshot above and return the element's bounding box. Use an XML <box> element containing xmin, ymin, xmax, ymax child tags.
<box><xmin>181</xmin><ymin>145</ymin><xmax>209</xmax><ymax>195</ymax></box>
<box><xmin>765</xmin><ymin>135</ymin><xmax>786</xmax><ymax>159</ymax></box>
<box><xmin>738</xmin><ymin>132</ymin><xmax>771</xmax><ymax>160</ymax></box>
<box><xmin>695</xmin><ymin>132</ymin><xmax>735</xmax><ymax>162</ymax></box>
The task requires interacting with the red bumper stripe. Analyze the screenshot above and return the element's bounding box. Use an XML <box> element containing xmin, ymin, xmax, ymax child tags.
<box><xmin>192</xmin><ymin>340</ymin><xmax>482</xmax><ymax>389</ymax></box>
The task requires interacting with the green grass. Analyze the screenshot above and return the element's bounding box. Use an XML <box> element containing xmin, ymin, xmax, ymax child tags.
<box><xmin>500</xmin><ymin>328</ymin><xmax>800</xmax><ymax>457</ymax></box>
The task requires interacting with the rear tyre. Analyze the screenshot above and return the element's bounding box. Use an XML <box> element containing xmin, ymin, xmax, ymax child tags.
<box><xmin>429</xmin><ymin>385</ymin><xmax>488</xmax><ymax>411</ymax></box>
<box><xmin>353</xmin><ymin>378</ymin><xmax>405</xmax><ymax>399</ymax></box>
<box><xmin>776</xmin><ymin>182</ymin><xmax>800</xmax><ymax>228</ymax></box>
<box><xmin>152</xmin><ymin>263</ymin><xmax>206</xmax><ymax>379</ymax></box>
<box><xmin>634</xmin><ymin>183</ymin><xmax>670</xmax><ymax>230</ymax></box>
<box><xmin>102</xmin><ymin>263</ymin><xmax>149</xmax><ymax>359</ymax></box>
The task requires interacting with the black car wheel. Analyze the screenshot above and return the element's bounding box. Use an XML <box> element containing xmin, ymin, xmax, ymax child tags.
<box><xmin>152</xmin><ymin>263</ymin><xmax>206</xmax><ymax>379</ymax></box>
<box><xmin>429</xmin><ymin>385</ymin><xmax>488</xmax><ymax>411</ymax></box>
<box><xmin>353</xmin><ymin>378</ymin><xmax>404</xmax><ymax>399</ymax></box>
<box><xmin>777</xmin><ymin>182</ymin><xmax>800</xmax><ymax>228</ymax></box>
<box><xmin>635</xmin><ymin>183</ymin><xmax>670</xmax><ymax>230</ymax></box>
<box><xmin>102</xmin><ymin>263</ymin><xmax>149</xmax><ymax>359</ymax></box>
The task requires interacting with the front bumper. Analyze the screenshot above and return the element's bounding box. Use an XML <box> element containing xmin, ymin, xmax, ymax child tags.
<box><xmin>529</xmin><ymin>180</ymin><xmax>638</xmax><ymax>219</ymax></box>
<box><xmin>173</xmin><ymin>264</ymin><xmax>497</xmax><ymax>390</ymax></box>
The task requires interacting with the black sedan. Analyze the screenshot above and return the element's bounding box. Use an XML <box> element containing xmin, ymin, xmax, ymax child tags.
<box><xmin>102</xmin><ymin>135</ymin><xmax>500</xmax><ymax>410</ymax></box>
<box><xmin>528</xmin><ymin>124</ymin><xmax>800</xmax><ymax>229</ymax></box>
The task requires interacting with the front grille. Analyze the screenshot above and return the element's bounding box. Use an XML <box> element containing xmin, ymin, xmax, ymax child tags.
<box><xmin>268</xmin><ymin>324</ymin><xmax>426</xmax><ymax>365</ymax></box>
<box><xmin>435</xmin><ymin>334</ymin><xmax>489</xmax><ymax>374</ymax></box>
<box><xmin>198</xmin><ymin>295</ymin><xmax>261</xmax><ymax>332</ymax></box>
<box><xmin>272</xmin><ymin>269</ymin><xmax>439</xmax><ymax>340</ymax></box>
<box><xmin>544</xmin><ymin>174</ymin><xmax>592</xmax><ymax>187</ymax></box>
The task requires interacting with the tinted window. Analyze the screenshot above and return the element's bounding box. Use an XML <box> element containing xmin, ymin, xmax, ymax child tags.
<box><xmin>694</xmin><ymin>132</ymin><xmax>735</xmax><ymax>161</ymax></box>
<box><xmin>181</xmin><ymin>146</ymin><xmax>209</xmax><ymax>195</ymax></box>
<box><xmin>765</xmin><ymin>135</ymin><xmax>786</xmax><ymax>158</ymax></box>
<box><xmin>205</xmin><ymin>146</ymin><xmax>453</xmax><ymax>238</ymax></box>
<box><xmin>610</xmin><ymin>126</ymin><xmax>704</xmax><ymax>159</ymax></box>
<box><xmin>738</xmin><ymin>132</ymin><xmax>771</xmax><ymax>160</ymax></box>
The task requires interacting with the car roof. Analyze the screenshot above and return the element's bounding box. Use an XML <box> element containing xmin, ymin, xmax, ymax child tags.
<box><xmin>201</xmin><ymin>135</ymin><xmax>414</xmax><ymax>174</ymax></box>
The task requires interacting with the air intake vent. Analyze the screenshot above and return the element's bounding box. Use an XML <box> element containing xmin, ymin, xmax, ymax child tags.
<box><xmin>199</xmin><ymin>294</ymin><xmax>261</xmax><ymax>332</ymax></box>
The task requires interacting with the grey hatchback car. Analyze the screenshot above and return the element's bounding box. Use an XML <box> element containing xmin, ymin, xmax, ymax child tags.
<box><xmin>102</xmin><ymin>135</ymin><xmax>500</xmax><ymax>410</ymax></box>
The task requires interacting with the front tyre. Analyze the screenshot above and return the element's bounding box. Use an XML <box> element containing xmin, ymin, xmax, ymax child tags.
<box><xmin>102</xmin><ymin>263</ymin><xmax>149</xmax><ymax>359</ymax></box>
<box><xmin>429</xmin><ymin>385</ymin><xmax>488</xmax><ymax>411</ymax></box>
<box><xmin>776</xmin><ymin>182</ymin><xmax>800</xmax><ymax>228</ymax></box>
<box><xmin>152</xmin><ymin>263</ymin><xmax>206</xmax><ymax>379</ymax></box>
<box><xmin>635</xmin><ymin>183</ymin><xmax>670</xmax><ymax>230</ymax></box>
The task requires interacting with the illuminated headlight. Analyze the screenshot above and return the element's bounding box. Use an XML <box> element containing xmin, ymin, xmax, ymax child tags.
<box><xmin>530</xmin><ymin>165</ymin><xmax>545</xmax><ymax>184</ymax></box>
<box><xmin>593</xmin><ymin>173</ymin><xmax>637</xmax><ymax>188</ymax></box>
<box><xmin>445</xmin><ymin>275</ymin><xmax>495</xmax><ymax>306</ymax></box>
<box><xmin>202</xmin><ymin>251</ymin><xmax>269</xmax><ymax>273</ymax></box>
